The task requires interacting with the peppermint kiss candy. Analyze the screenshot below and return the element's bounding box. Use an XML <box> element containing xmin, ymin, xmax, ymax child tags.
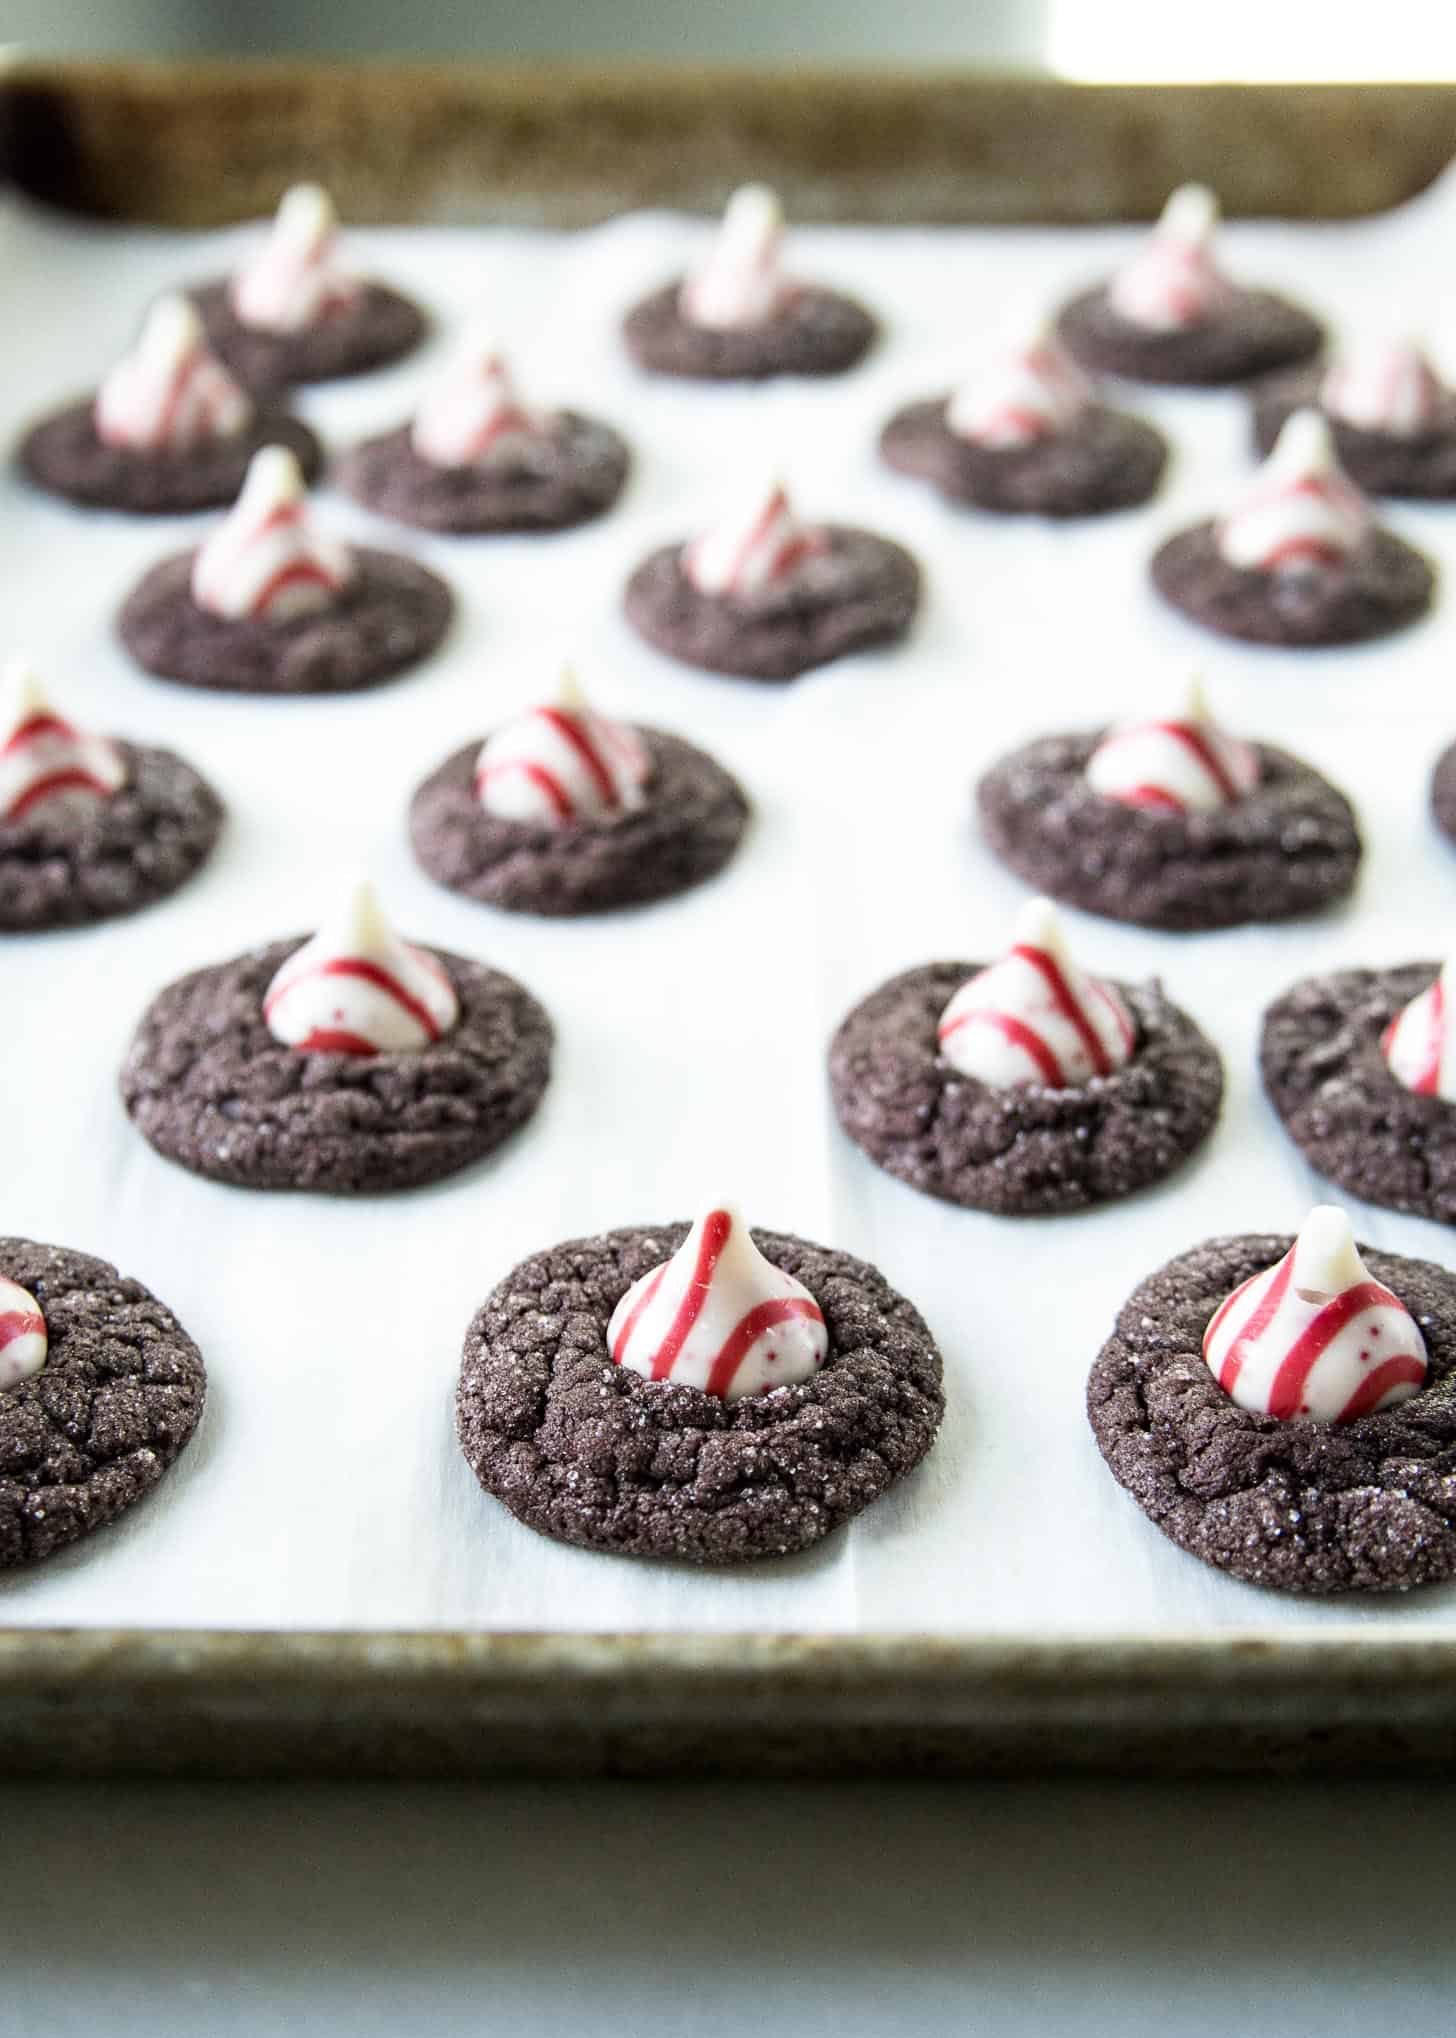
<box><xmin>95</xmin><ymin>294</ymin><xmax>253</xmax><ymax>452</ymax></box>
<box><xmin>607</xmin><ymin>1206</ymin><xmax>828</xmax><ymax>1400</ymax></box>
<box><xmin>1217</xmin><ymin>409</ymin><xmax>1371</xmax><ymax>574</ymax></box>
<box><xmin>1382</xmin><ymin>961</ymin><xmax>1456</xmax><ymax>1100</ymax></box>
<box><xmin>264</xmin><ymin>883</ymin><xmax>459</xmax><ymax>1056</ymax></box>
<box><xmin>946</xmin><ymin>332</ymin><xmax>1091</xmax><ymax>448</ymax></box>
<box><xmin>937</xmin><ymin>898</ymin><xmax>1135</xmax><ymax>1089</ymax></box>
<box><xmin>1321</xmin><ymin>338</ymin><xmax>1444</xmax><ymax>437</ymax></box>
<box><xmin>191</xmin><ymin>445</ymin><xmax>352</xmax><ymax>622</ymax></box>
<box><xmin>411</xmin><ymin>335</ymin><xmax>539</xmax><ymax>467</ymax></box>
<box><xmin>1203</xmin><ymin>1206</ymin><xmax>1428</xmax><ymax>1424</ymax></box>
<box><xmin>0</xmin><ymin>659</ymin><xmax>126</xmax><ymax>823</ymax></box>
<box><xmin>475</xmin><ymin>670</ymin><xmax>651</xmax><ymax>827</ymax></box>
<box><xmin>679</xmin><ymin>184</ymin><xmax>791</xmax><ymax>331</ymax></box>
<box><xmin>0</xmin><ymin>1274</ymin><xmax>47</xmax><ymax>1392</ymax></box>
<box><xmin>1085</xmin><ymin>676</ymin><xmax>1260</xmax><ymax>815</ymax></box>
<box><xmin>683</xmin><ymin>481</ymin><xmax>828</xmax><ymax>596</ymax></box>
<box><xmin>230</xmin><ymin>183</ymin><xmax>361</xmax><ymax>334</ymax></box>
<box><xmin>1107</xmin><ymin>184</ymin><xmax>1236</xmax><ymax>332</ymax></box>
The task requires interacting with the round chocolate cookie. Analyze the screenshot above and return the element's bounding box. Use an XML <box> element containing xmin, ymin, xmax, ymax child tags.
<box><xmin>189</xmin><ymin>279</ymin><xmax>426</xmax><ymax>392</ymax></box>
<box><xmin>1260</xmin><ymin>961</ymin><xmax>1456</xmax><ymax>1225</ymax></box>
<box><xmin>410</xmin><ymin>728</ymin><xmax>749</xmax><ymax>916</ymax></box>
<box><xmin>1251</xmin><ymin>365</ymin><xmax>1456</xmax><ymax>499</ymax></box>
<box><xmin>1055</xmin><ymin>285</ymin><xmax>1322</xmax><ymax>388</ymax></box>
<box><xmin>879</xmin><ymin>397</ymin><xmax>1167</xmax><ymax>517</ymax></box>
<box><xmin>977</xmin><ymin>731</ymin><xmax>1361</xmax><ymax>933</ymax></box>
<box><xmin>829</xmin><ymin>963</ymin><xmax>1222</xmax><ymax>1215</ymax></box>
<box><xmin>624</xmin><ymin>528</ymin><xmax>920</xmax><ymax>681</ymax></box>
<box><xmin>0</xmin><ymin>1236</ymin><xmax>206</xmax><ymax>1569</ymax></box>
<box><xmin>0</xmin><ymin>742</ymin><xmax>223</xmax><ymax>933</ymax></box>
<box><xmin>120</xmin><ymin>938</ymin><xmax>552</xmax><ymax>1194</ymax></box>
<box><xmin>1431</xmin><ymin>736</ymin><xmax>1456</xmax><ymax>849</ymax></box>
<box><xmin>456</xmin><ymin>1223</ymin><xmax>943</xmax><ymax>1563</ymax></box>
<box><xmin>1150</xmin><ymin>521</ymin><xmax>1434</xmax><ymax>648</ymax></box>
<box><xmin>118</xmin><ymin>547</ymin><xmax>453</xmax><ymax>696</ymax></box>
<box><xmin>1087</xmin><ymin>1232</ymin><xmax>1456</xmax><ymax>1594</ymax></box>
<box><xmin>339</xmin><ymin>415</ymin><xmax>630</xmax><ymax>533</ymax></box>
<box><xmin>623</xmin><ymin>282</ymin><xmax>875</xmax><ymax>381</ymax></box>
<box><xmin>17</xmin><ymin>400</ymin><xmax>322</xmax><ymax>515</ymax></box>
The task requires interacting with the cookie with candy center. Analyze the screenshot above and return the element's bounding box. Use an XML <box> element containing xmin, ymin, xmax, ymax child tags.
<box><xmin>1250</xmin><ymin>338</ymin><xmax>1456</xmax><ymax>499</ymax></box>
<box><xmin>455</xmin><ymin>1211</ymin><xmax>943</xmax><ymax>1563</ymax></box>
<box><xmin>829</xmin><ymin>898</ymin><xmax>1223</xmax><ymax>1214</ymax></box>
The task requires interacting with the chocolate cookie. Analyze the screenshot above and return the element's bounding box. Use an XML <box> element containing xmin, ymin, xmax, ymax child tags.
<box><xmin>0</xmin><ymin>741</ymin><xmax>223</xmax><ymax>932</ymax></box>
<box><xmin>1150</xmin><ymin>521</ymin><xmax>1434</xmax><ymax>648</ymax></box>
<box><xmin>339</xmin><ymin>415</ymin><xmax>630</xmax><ymax>533</ymax></box>
<box><xmin>456</xmin><ymin>1223</ymin><xmax>943</xmax><ymax>1563</ymax></box>
<box><xmin>879</xmin><ymin>397</ymin><xmax>1167</xmax><ymax>517</ymax></box>
<box><xmin>1087</xmin><ymin>1232</ymin><xmax>1456</xmax><ymax>1593</ymax></box>
<box><xmin>1056</xmin><ymin>285</ymin><xmax>1322</xmax><ymax>388</ymax></box>
<box><xmin>189</xmin><ymin>279</ymin><xmax>426</xmax><ymax>392</ymax></box>
<box><xmin>16</xmin><ymin>400</ymin><xmax>322</xmax><ymax>516</ymax></box>
<box><xmin>410</xmin><ymin>728</ymin><xmax>749</xmax><ymax>916</ymax></box>
<box><xmin>1251</xmin><ymin>365</ymin><xmax>1456</xmax><ymax>499</ymax></box>
<box><xmin>623</xmin><ymin>282</ymin><xmax>875</xmax><ymax>381</ymax></box>
<box><xmin>624</xmin><ymin>528</ymin><xmax>920</xmax><ymax>681</ymax></box>
<box><xmin>120</xmin><ymin>938</ymin><xmax>552</xmax><ymax>1193</ymax></box>
<box><xmin>829</xmin><ymin>962</ymin><xmax>1222</xmax><ymax>1215</ymax></box>
<box><xmin>1431</xmin><ymin>736</ymin><xmax>1456</xmax><ymax>849</ymax></box>
<box><xmin>117</xmin><ymin>547</ymin><xmax>453</xmax><ymax>695</ymax></box>
<box><xmin>977</xmin><ymin>731</ymin><xmax>1361</xmax><ymax>932</ymax></box>
<box><xmin>1261</xmin><ymin>962</ymin><xmax>1456</xmax><ymax>1225</ymax></box>
<box><xmin>0</xmin><ymin>1236</ymin><xmax>206</xmax><ymax>1569</ymax></box>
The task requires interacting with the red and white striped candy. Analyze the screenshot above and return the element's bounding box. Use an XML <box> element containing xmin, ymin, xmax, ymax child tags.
<box><xmin>1321</xmin><ymin>338</ymin><xmax>1444</xmax><ymax>437</ymax></box>
<box><xmin>1203</xmin><ymin>1206</ymin><xmax>1427</xmax><ymax>1425</ymax></box>
<box><xmin>1085</xmin><ymin>675</ymin><xmax>1259</xmax><ymax>816</ymax></box>
<box><xmin>95</xmin><ymin>294</ymin><xmax>253</xmax><ymax>453</ymax></box>
<box><xmin>475</xmin><ymin>671</ymin><xmax>651</xmax><ymax>827</ymax></box>
<box><xmin>191</xmin><ymin>446</ymin><xmax>352</xmax><ymax>623</ymax></box>
<box><xmin>679</xmin><ymin>184</ymin><xmax>791</xmax><ymax>331</ymax></box>
<box><xmin>1217</xmin><ymin>409</ymin><xmax>1371</xmax><ymax>574</ymax></box>
<box><xmin>0</xmin><ymin>1274</ymin><xmax>47</xmax><ymax>1392</ymax></box>
<box><xmin>607</xmin><ymin>1206</ymin><xmax>828</xmax><ymax>1400</ymax></box>
<box><xmin>946</xmin><ymin>332</ymin><xmax>1091</xmax><ymax>448</ymax></box>
<box><xmin>411</xmin><ymin>336</ymin><xmax>540</xmax><ymax>467</ymax></box>
<box><xmin>230</xmin><ymin>183</ymin><xmax>361</xmax><ymax>335</ymax></box>
<box><xmin>264</xmin><ymin>883</ymin><xmax>459</xmax><ymax>1057</ymax></box>
<box><xmin>683</xmin><ymin>480</ymin><xmax>828</xmax><ymax>597</ymax></box>
<box><xmin>1382</xmin><ymin>961</ymin><xmax>1456</xmax><ymax>1101</ymax></box>
<box><xmin>1107</xmin><ymin>184</ymin><xmax>1236</xmax><ymax>332</ymax></box>
<box><xmin>938</xmin><ymin>898</ymin><xmax>1136</xmax><ymax>1090</ymax></box>
<box><xmin>0</xmin><ymin>659</ymin><xmax>126</xmax><ymax>824</ymax></box>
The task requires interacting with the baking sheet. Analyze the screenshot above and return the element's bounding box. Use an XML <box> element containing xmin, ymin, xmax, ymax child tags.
<box><xmin>4</xmin><ymin>171</ymin><xmax>1456</xmax><ymax>1641</ymax></box>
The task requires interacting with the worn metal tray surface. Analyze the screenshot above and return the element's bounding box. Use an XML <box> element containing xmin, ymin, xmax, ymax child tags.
<box><xmin>7</xmin><ymin>63</ymin><xmax>1456</xmax><ymax>1776</ymax></box>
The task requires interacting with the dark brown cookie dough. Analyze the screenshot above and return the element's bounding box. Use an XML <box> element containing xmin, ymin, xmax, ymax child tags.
<box><xmin>1087</xmin><ymin>1232</ymin><xmax>1456</xmax><ymax>1594</ymax></box>
<box><xmin>1150</xmin><ymin>521</ymin><xmax>1434</xmax><ymax>648</ymax></box>
<box><xmin>1055</xmin><ymin>285</ymin><xmax>1322</xmax><ymax>388</ymax></box>
<box><xmin>0</xmin><ymin>1236</ymin><xmax>206</xmax><ymax>1569</ymax></box>
<box><xmin>117</xmin><ymin>546</ymin><xmax>453</xmax><ymax>695</ymax></box>
<box><xmin>16</xmin><ymin>399</ymin><xmax>323</xmax><ymax>515</ymax></box>
<box><xmin>623</xmin><ymin>281</ymin><xmax>875</xmax><ymax>381</ymax></box>
<box><xmin>189</xmin><ymin>278</ymin><xmax>426</xmax><ymax>392</ymax></box>
<box><xmin>0</xmin><ymin>741</ymin><xmax>223</xmax><ymax>933</ymax></box>
<box><xmin>409</xmin><ymin>728</ymin><xmax>749</xmax><ymax>917</ymax></box>
<box><xmin>977</xmin><ymin>731</ymin><xmax>1361</xmax><ymax>933</ymax></box>
<box><xmin>624</xmin><ymin>527</ymin><xmax>920</xmax><ymax>681</ymax></box>
<box><xmin>456</xmin><ymin>1223</ymin><xmax>944</xmax><ymax>1563</ymax></box>
<box><xmin>338</xmin><ymin>414</ymin><xmax>630</xmax><ymax>533</ymax></box>
<box><xmin>1431</xmin><ymin>736</ymin><xmax>1456</xmax><ymax>849</ymax></box>
<box><xmin>829</xmin><ymin>962</ymin><xmax>1222</xmax><ymax>1215</ymax></box>
<box><xmin>119</xmin><ymin>938</ymin><xmax>552</xmax><ymax>1194</ymax></box>
<box><xmin>879</xmin><ymin>397</ymin><xmax>1167</xmax><ymax>517</ymax></box>
<box><xmin>1260</xmin><ymin>961</ymin><xmax>1456</xmax><ymax>1225</ymax></box>
<box><xmin>1251</xmin><ymin>365</ymin><xmax>1456</xmax><ymax>499</ymax></box>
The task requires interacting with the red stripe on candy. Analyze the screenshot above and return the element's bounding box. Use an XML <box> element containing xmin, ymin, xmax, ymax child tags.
<box><xmin>536</xmin><ymin>708</ymin><xmax>618</xmax><ymax>809</ymax></box>
<box><xmin>1216</xmin><ymin>1253</ymin><xmax>1293</xmax><ymax>1395</ymax></box>
<box><xmin>1</xmin><ymin>713</ymin><xmax>74</xmax><ymax>759</ymax></box>
<box><xmin>1334</xmin><ymin>1354</ymin><xmax>1428</xmax><ymax>1424</ymax></box>
<box><xmin>0</xmin><ymin>1309</ymin><xmax>44</xmax><ymax>1350</ymax></box>
<box><xmin>1264</xmin><ymin>1281</ymin><xmax>1403</xmax><ymax>1420</ymax></box>
<box><xmin>611</xmin><ymin>1263</ymin><xmax>668</xmax><ymax>1364</ymax></box>
<box><xmin>1119</xmin><ymin>782</ymin><xmax>1186</xmax><ymax>813</ymax></box>
<box><xmin>291</xmin><ymin>1027</ymin><xmax>380</xmax><ymax>1057</ymax></box>
<box><xmin>264</xmin><ymin>958</ymin><xmax>443</xmax><ymax>1043</ymax></box>
<box><xmin>6</xmin><ymin>768</ymin><xmax>114</xmax><ymax>820</ymax></box>
<box><xmin>476</xmin><ymin>758</ymin><xmax>575</xmax><ymax>822</ymax></box>
<box><xmin>1158</xmin><ymin>722</ymin><xmax>1241</xmax><ymax>804</ymax></box>
<box><xmin>252</xmin><ymin>559</ymin><xmax>338</xmax><ymax>615</ymax></box>
<box><xmin>703</xmin><ymin>1296</ymin><xmax>824</xmax><ymax>1398</ymax></box>
<box><xmin>645</xmin><ymin>1209</ymin><xmax>733</xmax><ymax>1381</ymax></box>
<box><xmin>938</xmin><ymin>1008</ymin><xmax>1065</xmax><ymax>1087</ymax></box>
<box><xmin>1012</xmin><ymin>943</ymin><xmax>1116</xmax><ymax>1077</ymax></box>
<box><xmin>1411</xmin><ymin>974</ymin><xmax>1445</xmax><ymax>1096</ymax></box>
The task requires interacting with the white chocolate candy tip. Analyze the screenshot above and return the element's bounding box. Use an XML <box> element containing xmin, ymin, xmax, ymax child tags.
<box><xmin>946</xmin><ymin>329</ymin><xmax>1089</xmax><ymax>448</ymax></box>
<box><xmin>1290</xmin><ymin>1205</ymin><xmax>1367</xmax><ymax>1299</ymax></box>
<box><xmin>410</xmin><ymin>335</ymin><xmax>536</xmax><ymax>468</ymax></box>
<box><xmin>1382</xmin><ymin>958</ymin><xmax>1456</xmax><ymax>1102</ymax></box>
<box><xmin>1320</xmin><ymin>337</ymin><xmax>1443</xmax><ymax>437</ymax></box>
<box><xmin>937</xmin><ymin>901</ymin><xmax>1135</xmax><ymax>1092</ymax></box>
<box><xmin>244</xmin><ymin>442</ymin><xmax>306</xmax><ymax>505</ymax></box>
<box><xmin>1013</xmin><ymin>894</ymin><xmax>1070</xmax><ymax>960</ymax></box>
<box><xmin>0</xmin><ymin>659</ymin><xmax>127</xmax><ymax>821</ymax></box>
<box><xmin>191</xmin><ymin>444</ymin><xmax>350</xmax><ymax>622</ymax></box>
<box><xmin>722</xmin><ymin>183</ymin><xmax>784</xmax><ymax>233</ymax></box>
<box><xmin>276</xmin><ymin>182</ymin><xmax>337</xmax><ymax>236</ymax></box>
<box><xmin>1269</xmin><ymin>406</ymin><xmax>1338</xmax><ymax>476</ymax></box>
<box><xmin>0</xmin><ymin>1275</ymin><xmax>47</xmax><ymax>1392</ymax></box>
<box><xmin>1160</xmin><ymin>182</ymin><xmax>1219</xmax><ymax>242</ymax></box>
<box><xmin>1085</xmin><ymin>669</ymin><xmax>1258</xmax><ymax>816</ymax></box>
<box><xmin>1</xmin><ymin>656</ymin><xmax>47</xmax><ymax>723</ymax></box>
<box><xmin>263</xmin><ymin>882</ymin><xmax>458</xmax><ymax>1057</ymax></box>
<box><xmin>683</xmin><ymin>477</ymin><xmax>825</xmax><ymax>596</ymax></box>
<box><xmin>232</xmin><ymin>182</ymin><xmax>357</xmax><ymax>334</ymax></box>
<box><xmin>681</xmin><ymin>185</ymin><xmax>789</xmax><ymax>332</ymax></box>
<box><xmin>1217</xmin><ymin>405</ymin><xmax>1369</xmax><ymax>574</ymax></box>
<box><xmin>474</xmin><ymin>677</ymin><xmax>651</xmax><ymax>829</ymax></box>
<box><xmin>94</xmin><ymin>290</ymin><xmax>251</xmax><ymax>453</ymax></box>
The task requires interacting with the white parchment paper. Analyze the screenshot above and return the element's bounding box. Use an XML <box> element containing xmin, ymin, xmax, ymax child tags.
<box><xmin>5</xmin><ymin>173</ymin><xmax>1456</xmax><ymax>1637</ymax></box>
